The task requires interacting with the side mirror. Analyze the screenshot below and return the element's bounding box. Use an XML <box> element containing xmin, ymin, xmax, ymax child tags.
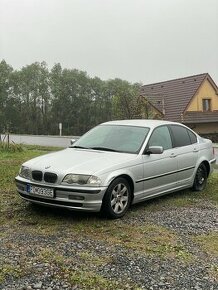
<box><xmin>70</xmin><ymin>139</ymin><xmax>77</xmax><ymax>145</ymax></box>
<box><xmin>144</xmin><ymin>146</ymin><xmax>164</xmax><ymax>155</ymax></box>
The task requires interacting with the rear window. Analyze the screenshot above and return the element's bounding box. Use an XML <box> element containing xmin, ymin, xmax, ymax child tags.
<box><xmin>170</xmin><ymin>125</ymin><xmax>192</xmax><ymax>147</ymax></box>
<box><xmin>187</xmin><ymin>129</ymin><xmax>197</xmax><ymax>144</ymax></box>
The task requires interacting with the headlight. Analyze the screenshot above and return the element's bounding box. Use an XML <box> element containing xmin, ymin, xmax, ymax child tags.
<box><xmin>62</xmin><ymin>174</ymin><xmax>102</xmax><ymax>186</ymax></box>
<box><xmin>19</xmin><ymin>166</ymin><xmax>31</xmax><ymax>180</ymax></box>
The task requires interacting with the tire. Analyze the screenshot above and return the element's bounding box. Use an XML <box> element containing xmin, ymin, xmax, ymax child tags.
<box><xmin>192</xmin><ymin>163</ymin><xmax>208</xmax><ymax>191</ymax></box>
<box><xmin>101</xmin><ymin>177</ymin><xmax>132</xmax><ymax>219</ymax></box>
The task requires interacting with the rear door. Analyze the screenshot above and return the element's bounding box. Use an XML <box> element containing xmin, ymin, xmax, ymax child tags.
<box><xmin>169</xmin><ymin>125</ymin><xmax>199</xmax><ymax>186</ymax></box>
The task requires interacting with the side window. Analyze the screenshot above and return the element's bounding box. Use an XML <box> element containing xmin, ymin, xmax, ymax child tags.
<box><xmin>148</xmin><ymin>126</ymin><xmax>172</xmax><ymax>150</ymax></box>
<box><xmin>170</xmin><ymin>125</ymin><xmax>191</xmax><ymax>147</ymax></box>
<box><xmin>187</xmin><ymin>129</ymin><xmax>197</xmax><ymax>144</ymax></box>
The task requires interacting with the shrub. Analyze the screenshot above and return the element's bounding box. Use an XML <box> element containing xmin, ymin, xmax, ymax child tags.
<box><xmin>0</xmin><ymin>141</ymin><xmax>23</xmax><ymax>152</ymax></box>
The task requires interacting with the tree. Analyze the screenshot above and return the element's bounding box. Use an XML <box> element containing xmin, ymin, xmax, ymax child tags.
<box><xmin>108</xmin><ymin>79</ymin><xmax>141</xmax><ymax>120</ymax></box>
<box><xmin>0</xmin><ymin>60</ymin><xmax>13</xmax><ymax>132</ymax></box>
<box><xmin>0</xmin><ymin>60</ymin><xmax>143</xmax><ymax>135</ymax></box>
<box><xmin>15</xmin><ymin>62</ymin><xmax>50</xmax><ymax>134</ymax></box>
<box><xmin>50</xmin><ymin>64</ymin><xmax>91</xmax><ymax>135</ymax></box>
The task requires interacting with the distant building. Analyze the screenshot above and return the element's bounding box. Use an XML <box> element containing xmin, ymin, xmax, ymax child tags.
<box><xmin>140</xmin><ymin>73</ymin><xmax>218</xmax><ymax>137</ymax></box>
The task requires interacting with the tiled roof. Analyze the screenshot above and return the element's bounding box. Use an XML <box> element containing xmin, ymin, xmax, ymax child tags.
<box><xmin>182</xmin><ymin>111</ymin><xmax>218</xmax><ymax>123</ymax></box>
<box><xmin>141</xmin><ymin>73</ymin><xmax>210</xmax><ymax>122</ymax></box>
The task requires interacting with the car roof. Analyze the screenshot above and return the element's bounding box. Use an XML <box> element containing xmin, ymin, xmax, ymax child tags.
<box><xmin>101</xmin><ymin>119</ymin><xmax>180</xmax><ymax>129</ymax></box>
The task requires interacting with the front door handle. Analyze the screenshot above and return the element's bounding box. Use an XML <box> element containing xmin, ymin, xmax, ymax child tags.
<box><xmin>170</xmin><ymin>153</ymin><xmax>177</xmax><ymax>158</ymax></box>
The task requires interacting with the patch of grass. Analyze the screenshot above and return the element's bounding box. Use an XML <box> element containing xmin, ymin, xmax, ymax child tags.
<box><xmin>0</xmin><ymin>146</ymin><xmax>63</xmax><ymax>226</ymax></box>
<box><xmin>38</xmin><ymin>247</ymin><xmax>65</xmax><ymax>264</ymax></box>
<box><xmin>193</xmin><ymin>233</ymin><xmax>218</xmax><ymax>257</ymax></box>
<box><xmin>24</xmin><ymin>144</ymin><xmax>63</xmax><ymax>152</ymax></box>
<box><xmin>78</xmin><ymin>250</ymin><xmax>111</xmax><ymax>266</ymax></box>
<box><xmin>0</xmin><ymin>254</ymin><xmax>31</xmax><ymax>285</ymax></box>
<box><xmin>0</xmin><ymin>148</ymin><xmax>54</xmax><ymax>190</ymax></box>
<box><xmin>0</xmin><ymin>264</ymin><xmax>23</xmax><ymax>283</ymax></box>
<box><xmin>0</xmin><ymin>141</ymin><xmax>23</xmax><ymax>152</ymax></box>
<box><xmin>210</xmin><ymin>264</ymin><xmax>218</xmax><ymax>281</ymax></box>
<box><xmin>68</xmin><ymin>269</ymin><xmax>130</xmax><ymax>290</ymax></box>
<box><xmin>197</xmin><ymin>173</ymin><xmax>218</xmax><ymax>203</ymax></box>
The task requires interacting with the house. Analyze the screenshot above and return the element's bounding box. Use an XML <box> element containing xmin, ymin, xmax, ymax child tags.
<box><xmin>140</xmin><ymin>73</ymin><xmax>218</xmax><ymax>139</ymax></box>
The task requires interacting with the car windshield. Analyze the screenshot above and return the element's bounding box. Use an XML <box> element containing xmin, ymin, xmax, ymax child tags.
<box><xmin>71</xmin><ymin>125</ymin><xmax>150</xmax><ymax>154</ymax></box>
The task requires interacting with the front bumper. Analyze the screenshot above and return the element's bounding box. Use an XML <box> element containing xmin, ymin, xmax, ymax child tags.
<box><xmin>15</xmin><ymin>176</ymin><xmax>107</xmax><ymax>212</ymax></box>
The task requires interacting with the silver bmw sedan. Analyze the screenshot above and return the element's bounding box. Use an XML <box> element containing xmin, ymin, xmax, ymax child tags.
<box><xmin>15</xmin><ymin>120</ymin><xmax>216</xmax><ymax>218</ymax></box>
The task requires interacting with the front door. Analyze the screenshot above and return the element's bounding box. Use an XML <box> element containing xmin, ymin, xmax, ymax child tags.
<box><xmin>135</xmin><ymin>125</ymin><xmax>178</xmax><ymax>202</ymax></box>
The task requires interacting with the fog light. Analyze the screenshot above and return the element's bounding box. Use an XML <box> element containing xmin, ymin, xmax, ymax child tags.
<box><xmin>68</xmin><ymin>195</ymin><xmax>85</xmax><ymax>201</ymax></box>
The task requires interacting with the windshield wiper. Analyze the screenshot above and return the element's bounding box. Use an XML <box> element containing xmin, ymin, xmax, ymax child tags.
<box><xmin>89</xmin><ymin>146</ymin><xmax>119</xmax><ymax>152</ymax></box>
<box><xmin>70</xmin><ymin>145</ymin><xmax>119</xmax><ymax>152</ymax></box>
<box><xmin>70</xmin><ymin>145</ymin><xmax>89</xmax><ymax>149</ymax></box>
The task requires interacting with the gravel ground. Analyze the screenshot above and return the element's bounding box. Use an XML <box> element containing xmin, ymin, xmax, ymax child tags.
<box><xmin>0</xmin><ymin>202</ymin><xmax>218</xmax><ymax>290</ymax></box>
<box><xmin>128</xmin><ymin>204</ymin><xmax>218</xmax><ymax>235</ymax></box>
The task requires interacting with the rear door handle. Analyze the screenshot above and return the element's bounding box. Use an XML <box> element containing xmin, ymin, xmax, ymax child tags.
<box><xmin>193</xmin><ymin>148</ymin><xmax>199</xmax><ymax>153</ymax></box>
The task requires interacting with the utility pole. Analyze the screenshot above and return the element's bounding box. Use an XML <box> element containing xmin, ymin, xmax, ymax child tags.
<box><xmin>59</xmin><ymin>123</ymin><xmax>62</xmax><ymax>136</ymax></box>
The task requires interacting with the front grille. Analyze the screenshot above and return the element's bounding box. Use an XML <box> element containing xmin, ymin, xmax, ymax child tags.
<box><xmin>44</xmin><ymin>172</ymin><xmax>58</xmax><ymax>183</ymax></box>
<box><xmin>32</xmin><ymin>171</ymin><xmax>43</xmax><ymax>181</ymax></box>
<box><xmin>31</xmin><ymin>171</ymin><xmax>57</xmax><ymax>183</ymax></box>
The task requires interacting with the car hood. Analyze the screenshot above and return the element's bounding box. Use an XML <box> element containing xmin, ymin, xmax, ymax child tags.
<box><xmin>23</xmin><ymin>148</ymin><xmax>137</xmax><ymax>175</ymax></box>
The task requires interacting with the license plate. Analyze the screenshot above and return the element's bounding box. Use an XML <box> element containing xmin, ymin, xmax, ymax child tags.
<box><xmin>27</xmin><ymin>184</ymin><xmax>54</xmax><ymax>198</ymax></box>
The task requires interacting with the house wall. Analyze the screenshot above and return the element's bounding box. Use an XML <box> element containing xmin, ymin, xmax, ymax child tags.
<box><xmin>187</xmin><ymin>78</ymin><xmax>218</xmax><ymax>111</ymax></box>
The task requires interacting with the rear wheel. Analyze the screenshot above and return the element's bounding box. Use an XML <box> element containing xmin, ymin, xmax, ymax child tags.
<box><xmin>101</xmin><ymin>177</ymin><xmax>131</xmax><ymax>219</ymax></box>
<box><xmin>193</xmin><ymin>163</ymin><xmax>207</xmax><ymax>191</ymax></box>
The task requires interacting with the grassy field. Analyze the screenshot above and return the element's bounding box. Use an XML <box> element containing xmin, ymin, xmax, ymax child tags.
<box><xmin>0</xmin><ymin>145</ymin><xmax>218</xmax><ymax>289</ymax></box>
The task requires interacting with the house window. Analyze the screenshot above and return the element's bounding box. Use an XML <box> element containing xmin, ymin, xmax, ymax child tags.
<box><xmin>202</xmin><ymin>99</ymin><xmax>211</xmax><ymax>111</ymax></box>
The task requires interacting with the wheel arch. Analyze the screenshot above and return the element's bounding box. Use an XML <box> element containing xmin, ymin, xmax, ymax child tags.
<box><xmin>101</xmin><ymin>174</ymin><xmax>134</xmax><ymax>218</ymax></box>
<box><xmin>200</xmin><ymin>160</ymin><xmax>210</xmax><ymax>177</ymax></box>
<box><xmin>107</xmin><ymin>174</ymin><xmax>135</xmax><ymax>203</ymax></box>
<box><xmin>194</xmin><ymin>158</ymin><xmax>211</xmax><ymax>178</ymax></box>
<box><xmin>192</xmin><ymin>161</ymin><xmax>208</xmax><ymax>191</ymax></box>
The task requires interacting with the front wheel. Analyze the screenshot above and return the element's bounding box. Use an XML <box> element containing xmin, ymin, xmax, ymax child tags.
<box><xmin>101</xmin><ymin>177</ymin><xmax>132</xmax><ymax>219</ymax></box>
<box><xmin>192</xmin><ymin>163</ymin><xmax>208</xmax><ymax>191</ymax></box>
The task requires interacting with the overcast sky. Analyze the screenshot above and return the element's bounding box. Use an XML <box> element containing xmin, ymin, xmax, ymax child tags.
<box><xmin>0</xmin><ymin>0</ymin><xmax>217</xmax><ymax>84</ymax></box>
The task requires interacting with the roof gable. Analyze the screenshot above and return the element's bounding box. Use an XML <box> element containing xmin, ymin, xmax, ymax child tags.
<box><xmin>141</xmin><ymin>73</ymin><xmax>210</xmax><ymax>121</ymax></box>
<box><xmin>143</xmin><ymin>95</ymin><xmax>165</xmax><ymax>115</ymax></box>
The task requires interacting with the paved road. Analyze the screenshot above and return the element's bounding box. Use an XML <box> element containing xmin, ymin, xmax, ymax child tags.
<box><xmin>0</xmin><ymin>134</ymin><xmax>79</xmax><ymax>148</ymax></box>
